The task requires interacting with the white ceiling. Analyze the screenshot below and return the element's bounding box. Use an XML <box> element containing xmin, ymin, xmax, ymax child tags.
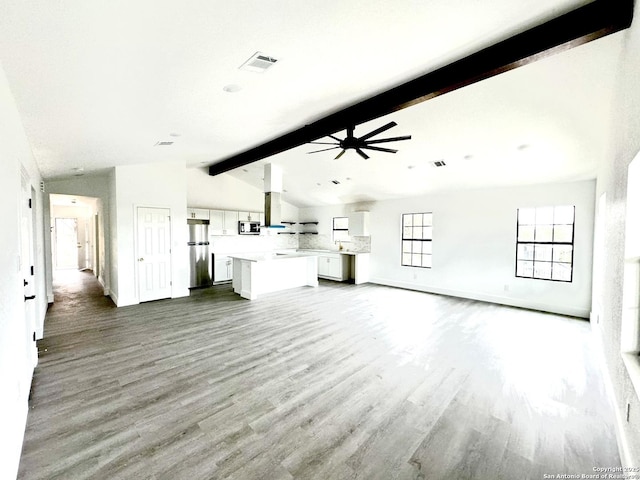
<box><xmin>0</xmin><ymin>0</ymin><xmax>623</xmax><ymax>207</ymax></box>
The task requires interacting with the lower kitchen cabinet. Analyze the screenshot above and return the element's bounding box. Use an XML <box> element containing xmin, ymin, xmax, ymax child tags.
<box><xmin>213</xmin><ymin>254</ymin><xmax>233</xmax><ymax>282</ymax></box>
<box><xmin>317</xmin><ymin>254</ymin><xmax>349</xmax><ymax>281</ymax></box>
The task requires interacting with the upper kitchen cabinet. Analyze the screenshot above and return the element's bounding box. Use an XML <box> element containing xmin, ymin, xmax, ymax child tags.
<box><xmin>238</xmin><ymin>212</ymin><xmax>262</xmax><ymax>222</ymax></box>
<box><xmin>348</xmin><ymin>211</ymin><xmax>370</xmax><ymax>237</ymax></box>
<box><xmin>224</xmin><ymin>210</ymin><xmax>239</xmax><ymax>232</ymax></box>
<box><xmin>188</xmin><ymin>208</ymin><xmax>209</xmax><ymax>221</ymax></box>
<box><xmin>210</xmin><ymin>210</ymin><xmax>238</xmax><ymax>236</ymax></box>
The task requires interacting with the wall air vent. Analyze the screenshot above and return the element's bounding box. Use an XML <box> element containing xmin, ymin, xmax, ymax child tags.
<box><xmin>240</xmin><ymin>52</ymin><xmax>278</xmax><ymax>73</ymax></box>
<box><xmin>431</xmin><ymin>160</ymin><xmax>446</xmax><ymax>167</ymax></box>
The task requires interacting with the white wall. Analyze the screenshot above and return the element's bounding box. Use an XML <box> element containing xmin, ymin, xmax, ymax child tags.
<box><xmin>592</xmin><ymin>2</ymin><xmax>640</xmax><ymax>467</ymax></box>
<box><xmin>111</xmin><ymin>161</ymin><xmax>189</xmax><ymax>306</ymax></box>
<box><xmin>187</xmin><ymin>167</ymin><xmax>299</xmax><ymax>220</ymax></box>
<box><xmin>0</xmin><ymin>62</ymin><xmax>46</xmax><ymax>480</ymax></box>
<box><xmin>302</xmin><ymin>181</ymin><xmax>595</xmax><ymax>317</ymax></box>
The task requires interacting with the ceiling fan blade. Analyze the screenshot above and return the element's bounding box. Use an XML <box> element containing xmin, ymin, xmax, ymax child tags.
<box><xmin>328</xmin><ymin>134</ymin><xmax>343</xmax><ymax>142</ymax></box>
<box><xmin>359</xmin><ymin>121</ymin><xmax>397</xmax><ymax>141</ymax></box>
<box><xmin>309</xmin><ymin>141</ymin><xmax>340</xmax><ymax>145</ymax></box>
<box><xmin>308</xmin><ymin>146</ymin><xmax>341</xmax><ymax>154</ymax></box>
<box><xmin>355</xmin><ymin>148</ymin><xmax>370</xmax><ymax>160</ymax></box>
<box><xmin>361</xmin><ymin>145</ymin><xmax>398</xmax><ymax>154</ymax></box>
<box><xmin>365</xmin><ymin>135</ymin><xmax>412</xmax><ymax>144</ymax></box>
<box><xmin>335</xmin><ymin>149</ymin><xmax>347</xmax><ymax>160</ymax></box>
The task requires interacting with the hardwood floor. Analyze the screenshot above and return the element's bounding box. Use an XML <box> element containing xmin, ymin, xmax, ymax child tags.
<box><xmin>18</xmin><ymin>270</ymin><xmax>620</xmax><ymax>479</ymax></box>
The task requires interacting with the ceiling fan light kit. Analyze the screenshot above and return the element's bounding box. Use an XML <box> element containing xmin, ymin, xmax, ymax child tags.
<box><xmin>307</xmin><ymin>121</ymin><xmax>411</xmax><ymax>160</ymax></box>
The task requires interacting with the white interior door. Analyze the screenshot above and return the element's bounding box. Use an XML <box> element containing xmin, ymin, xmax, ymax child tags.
<box><xmin>54</xmin><ymin>217</ymin><xmax>78</xmax><ymax>269</ymax></box>
<box><xmin>76</xmin><ymin>217</ymin><xmax>87</xmax><ymax>270</ymax></box>
<box><xmin>137</xmin><ymin>207</ymin><xmax>172</xmax><ymax>302</ymax></box>
<box><xmin>20</xmin><ymin>172</ymin><xmax>37</xmax><ymax>369</ymax></box>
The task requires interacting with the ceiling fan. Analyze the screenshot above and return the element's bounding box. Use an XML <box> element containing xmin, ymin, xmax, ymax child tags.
<box><xmin>307</xmin><ymin>121</ymin><xmax>411</xmax><ymax>160</ymax></box>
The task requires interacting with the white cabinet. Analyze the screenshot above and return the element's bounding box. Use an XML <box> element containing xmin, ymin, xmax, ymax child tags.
<box><xmin>188</xmin><ymin>208</ymin><xmax>209</xmax><ymax>220</ymax></box>
<box><xmin>348</xmin><ymin>211</ymin><xmax>370</xmax><ymax>237</ymax></box>
<box><xmin>210</xmin><ymin>210</ymin><xmax>238</xmax><ymax>236</ymax></box>
<box><xmin>238</xmin><ymin>211</ymin><xmax>262</xmax><ymax>222</ymax></box>
<box><xmin>224</xmin><ymin>210</ymin><xmax>239</xmax><ymax>233</ymax></box>
<box><xmin>317</xmin><ymin>254</ymin><xmax>349</xmax><ymax>281</ymax></box>
<box><xmin>213</xmin><ymin>254</ymin><xmax>233</xmax><ymax>282</ymax></box>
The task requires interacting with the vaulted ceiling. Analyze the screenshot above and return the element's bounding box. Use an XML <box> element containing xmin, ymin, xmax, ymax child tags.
<box><xmin>0</xmin><ymin>1</ymin><xmax>630</xmax><ymax>206</ymax></box>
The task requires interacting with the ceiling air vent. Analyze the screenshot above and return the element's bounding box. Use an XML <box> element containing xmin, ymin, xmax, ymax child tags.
<box><xmin>240</xmin><ymin>52</ymin><xmax>278</xmax><ymax>73</ymax></box>
<box><xmin>155</xmin><ymin>141</ymin><xmax>174</xmax><ymax>146</ymax></box>
<box><xmin>331</xmin><ymin>180</ymin><xmax>340</xmax><ymax>185</ymax></box>
<box><xmin>431</xmin><ymin>160</ymin><xmax>446</xmax><ymax>167</ymax></box>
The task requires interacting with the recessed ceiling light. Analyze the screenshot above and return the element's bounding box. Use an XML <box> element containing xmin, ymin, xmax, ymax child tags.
<box><xmin>223</xmin><ymin>84</ymin><xmax>242</xmax><ymax>93</ymax></box>
<box><xmin>517</xmin><ymin>144</ymin><xmax>530</xmax><ymax>151</ymax></box>
<box><xmin>242</xmin><ymin>168</ymin><xmax>249</xmax><ymax>173</ymax></box>
<box><xmin>346</xmin><ymin>177</ymin><xmax>352</xmax><ymax>181</ymax></box>
<box><xmin>464</xmin><ymin>154</ymin><xmax>473</xmax><ymax>160</ymax></box>
<box><xmin>169</xmin><ymin>132</ymin><xmax>181</xmax><ymax>138</ymax></box>
<box><xmin>316</xmin><ymin>183</ymin><xmax>321</xmax><ymax>186</ymax></box>
<box><xmin>407</xmin><ymin>165</ymin><xmax>415</xmax><ymax>170</ymax></box>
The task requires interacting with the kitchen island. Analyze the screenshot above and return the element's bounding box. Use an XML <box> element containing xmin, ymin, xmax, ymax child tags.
<box><xmin>229</xmin><ymin>252</ymin><xmax>318</xmax><ymax>300</ymax></box>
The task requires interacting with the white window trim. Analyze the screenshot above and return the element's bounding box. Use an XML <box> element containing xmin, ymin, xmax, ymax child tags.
<box><xmin>621</xmin><ymin>151</ymin><xmax>640</xmax><ymax>398</ymax></box>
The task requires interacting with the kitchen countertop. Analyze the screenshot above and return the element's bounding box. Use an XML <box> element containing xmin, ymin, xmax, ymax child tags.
<box><xmin>297</xmin><ymin>249</ymin><xmax>370</xmax><ymax>256</ymax></box>
<box><xmin>228</xmin><ymin>251</ymin><xmax>318</xmax><ymax>263</ymax></box>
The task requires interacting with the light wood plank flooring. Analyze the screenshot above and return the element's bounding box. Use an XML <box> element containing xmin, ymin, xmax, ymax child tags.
<box><xmin>18</xmin><ymin>270</ymin><xmax>620</xmax><ymax>479</ymax></box>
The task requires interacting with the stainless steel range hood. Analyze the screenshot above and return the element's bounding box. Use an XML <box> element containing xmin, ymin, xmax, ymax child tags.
<box><xmin>264</xmin><ymin>191</ymin><xmax>281</xmax><ymax>227</ymax></box>
<box><xmin>263</xmin><ymin>163</ymin><xmax>283</xmax><ymax>228</ymax></box>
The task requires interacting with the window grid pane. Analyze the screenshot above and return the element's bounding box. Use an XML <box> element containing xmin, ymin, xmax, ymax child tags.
<box><xmin>515</xmin><ymin>206</ymin><xmax>574</xmax><ymax>282</ymax></box>
<box><xmin>332</xmin><ymin>217</ymin><xmax>349</xmax><ymax>243</ymax></box>
<box><xmin>402</xmin><ymin>213</ymin><xmax>432</xmax><ymax>269</ymax></box>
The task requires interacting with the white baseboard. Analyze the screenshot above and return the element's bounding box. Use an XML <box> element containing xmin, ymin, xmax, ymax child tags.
<box><xmin>369</xmin><ymin>277</ymin><xmax>590</xmax><ymax>318</ymax></box>
<box><xmin>109</xmin><ymin>291</ymin><xmax>119</xmax><ymax>306</ymax></box>
<box><xmin>97</xmin><ymin>276</ymin><xmax>109</xmax><ymax>296</ymax></box>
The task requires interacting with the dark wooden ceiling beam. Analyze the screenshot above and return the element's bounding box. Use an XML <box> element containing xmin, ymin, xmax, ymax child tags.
<box><xmin>209</xmin><ymin>0</ymin><xmax>633</xmax><ymax>176</ymax></box>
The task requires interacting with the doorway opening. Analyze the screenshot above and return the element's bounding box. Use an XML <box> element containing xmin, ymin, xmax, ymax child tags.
<box><xmin>50</xmin><ymin>194</ymin><xmax>100</xmax><ymax>278</ymax></box>
<box><xmin>54</xmin><ymin>217</ymin><xmax>78</xmax><ymax>269</ymax></box>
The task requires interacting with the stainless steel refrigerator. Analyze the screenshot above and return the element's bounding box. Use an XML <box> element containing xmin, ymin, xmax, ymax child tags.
<box><xmin>188</xmin><ymin>220</ymin><xmax>212</xmax><ymax>288</ymax></box>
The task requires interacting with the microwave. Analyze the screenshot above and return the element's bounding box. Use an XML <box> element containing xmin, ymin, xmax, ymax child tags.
<box><xmin>238</xmin><ymin>221</ymin><xmax>261</xmax><ymax>235</ymax></box>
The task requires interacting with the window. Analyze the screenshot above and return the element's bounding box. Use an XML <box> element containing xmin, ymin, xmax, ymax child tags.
<box><xmin>402</xmin><ymin>212</ymin><xmax>432</xmax><ymax>268</ymax></box>
<box><xmin>333</xmin><ymin>217</ymin><xmax>349</xmax><ymax>242</ymax></box>
<box><xmin>515</xmin><ymin>205</ymin><xmax>574</xmax><ymax>282</ymax></box>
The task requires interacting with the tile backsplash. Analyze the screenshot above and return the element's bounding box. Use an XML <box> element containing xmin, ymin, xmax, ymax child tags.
<box><xmin>211</xmin><ymin>232</ymin><xmax>370</xmax><ymax>254</ymax></box>
<box><xmin>210</xmin><ymin>231</ymin><xmax>297</xmax><ymax>254</ymax></box>
<box><xmin>298</xmin><ymin>234</ymin><xmax>370</xmax><ymax>253</ymax></box>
